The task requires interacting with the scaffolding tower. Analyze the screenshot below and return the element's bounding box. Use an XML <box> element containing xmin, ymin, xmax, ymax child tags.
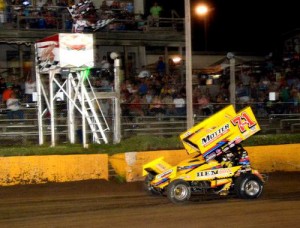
<box><xmin>35</xmin><ymin>33</ymin><xmax>120</xmax><ymax>147</ymax></box>
<box><xmin>36</xmin><ymin>68</ymin><xmax>111</xmax><ymax>147</ymax></box>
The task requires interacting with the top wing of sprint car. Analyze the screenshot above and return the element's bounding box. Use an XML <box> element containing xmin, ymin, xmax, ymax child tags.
<box><xmin>180</xmin><ymin>105</ymin><xmax>260</xmax><ymax>162</ymax></box>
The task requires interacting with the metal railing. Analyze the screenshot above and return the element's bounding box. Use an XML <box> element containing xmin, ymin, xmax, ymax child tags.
<box><xmin>0</xmin><ymin>102</ymin><xmax>299</xmax><ymax>145</ymax></box>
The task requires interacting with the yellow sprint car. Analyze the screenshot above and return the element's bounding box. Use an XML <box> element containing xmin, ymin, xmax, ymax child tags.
<box><xmin>143</xmin><ymin>105</ymin><xmax>268</xmax><ymax>204</ymax></box>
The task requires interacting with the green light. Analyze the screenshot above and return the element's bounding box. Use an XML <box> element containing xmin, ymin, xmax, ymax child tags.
<box><xmin>83</xmin><ymin>67</ymin><xmax>91</xmax><ymax>80</ymax></box>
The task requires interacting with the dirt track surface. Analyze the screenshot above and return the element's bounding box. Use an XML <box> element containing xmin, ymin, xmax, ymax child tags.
<box><xmin>0</xmin><ymin>172</ymin><xmax>299</xmax><ymax>228</ymax></box>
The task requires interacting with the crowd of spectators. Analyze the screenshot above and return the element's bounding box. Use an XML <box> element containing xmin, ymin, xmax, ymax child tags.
<box><xmin>0</xmin><ymin>0</ymin><xmax>180</xmax><ymax>32</ymax></box>
<box><xmin>1</xmin><ymin>0</ymin><xmax>69</xmax><ymax>29</ymax></box>
<box><xmin>1</xmin><ymin>54</ymin><xmax>300</xmax><ymax>123</ymax></box>
<box><xmin>88</xmin><ymin>55</ymin><xmax>300</xmax><ymax>120</ymax></box>
<box><xmin>0</xmin><ymin>0</ymin><xmax>149</xmax><ymax>31</ymax></box>
<box><xmin>0</xmin><ymin>75</ymin><xmax>36</xmax><ymax>121</ymax></box>
<box><xmin>232</xmin><ymin>58</ymin><xmax>300</xmax><ymax>117</ymax></box>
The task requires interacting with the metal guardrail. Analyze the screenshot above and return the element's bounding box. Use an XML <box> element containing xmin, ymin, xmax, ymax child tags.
<box><xmin>0</xmin><ymin>110</ymin><xmax>299</xmax><ymax>146</ymax></box>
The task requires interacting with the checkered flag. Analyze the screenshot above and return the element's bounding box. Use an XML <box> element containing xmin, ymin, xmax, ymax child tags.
<box><xmin>36</xmin><ymin>57</ymin><xmax>60</xmax><ymax>72</ymax></box>
<box><xmin>68</xmin><ymin>0</ymin><xmax>93</xmax><ymax>18</ymax></box>
<box><xmin>93</xmin><ymin>18</ymin><xmax>115</xmax><ymax>31</ymax></box>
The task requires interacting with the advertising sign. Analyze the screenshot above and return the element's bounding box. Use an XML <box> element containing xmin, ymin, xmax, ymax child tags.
<box><xmin>35</xmin><ymin>33</ymin><xmax>94</xmax><ymax>72</ymax></box>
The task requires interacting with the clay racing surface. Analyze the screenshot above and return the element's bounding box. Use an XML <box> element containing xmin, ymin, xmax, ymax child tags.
<box><xmin>0</xmin><ymin>172</ymin><xmax>299</xmax><ymax>228</ymax></box>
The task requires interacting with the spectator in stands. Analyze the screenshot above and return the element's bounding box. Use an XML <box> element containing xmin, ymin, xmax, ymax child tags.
<box><xmin>99</xmin><ymin>99</ymin><xmax>110</xmax><ymax>117</ymax></box>
<box><xmin>192</xmin><ymin>88</ymin><xmax>202</xmax><ymax>115</ymax></box>
<box><xmin>258</xmin><ymin>76</ymin><xmax>270</xmax><ymax>92</ymax></box>
<box><xmin>0</xmin><ymin>0</ymin><xmax>6</xmax><ymax>26</ymax></box>
<box><xmin>123</xmin><ymin>79</ymin><xmax>134</xmax><ymax>94</ymax></box>
<box><xmin>197</xmin><ymin>94</ymin><xmax>212</xmax><ymax>116</ymax></box>
<box><xmin>2</xmin><ymin>83</ymin><xmax>14</xmax><ymax>104</ymax></box>
<box><xmin>93</xmin><ymin>78</ymin><xmax>102</xmax><ymax>91</ymax></box>
<box><xmin>169</xmin><ymin>83</ymin><xmax>177</xmax><ymax>97</ymax></box>
<box><xmin>72</xmin><ymin>14</ymin><xmax>92</xmax><ymax>33</ymax></box>
<box><xmin>24</xmin><ymin>77</ymin><xmax>36</xmax><ymax>103</ymax></box>
<box><xmin>137</xmin><ymin>65</ymin><xmax>151</xmax><ymax>79</ymax></box>
<box><xmin>173</xmin><ymin>93</ymin><xmax>186</xmax><ymax>116</ymax></box>
<box><xmin>149</xmin><ymin>95</ymin><xmax>165</xmax><ymax>116</ymax></box>
<box><xmin>249</xmin><ymin>81</ymin><xmax>259</xmax><ymax>101</ymax></box>
<box><xmin>290</xmin><ymin>84</ymin><xmax>299</xmax><ymax>113</ymax></box>
<box><xmin>239</xmin><ymin>68</ymin><xmax>251</xmax><ymax>96</ymax></box>
<box><xmin>36</xmin><ymin>0</ymin><xmax>46</xmax><ymax>10</ymax></box>
<box><xmin>13</xmin><ymin>80</ymin><xmax>23</xmax><ymax>100</ymax></box>
<box><xmin>100</xmin><ymin>76</ymin><xmax>112</xmax><ymax>92</ymax></box>
<box><xmin>56</xmin><ymin>0</ymin><xmax>68</xmax><ymax>8</ymax></box>
<box><xmin>100</xmin><ymin>55</ymin><xmax>111</xmax><ymax>72</ymax></box>
<box><xmin>136</xmin><ymin>13</ymin><xmax>146</xmax><ymax>31</ymax></box>
<box><xmin>120</xmin><ymin>91</ymin><xmax>132</xmax><ymax>121</ymax></box>
<box><xmin>137</xmin><ymin>78</ymin><xmax>148</xmax><ymax>96</ymax></box>
<box><xmin>126</xmin><ymin>2</ymin><xmax>134</xmax><ymax>14</ymax></box>
<box><xmin>256</xmin><ymin>93</ymin><xmax>268</xmax><ymax>117</ymax></box>
<box><xmin>111</xmin><ymin>0</ymin><xmax>120</xmax><ymax>9</ymax></box>
<box><xmin>156</xmin><ymin>56</ymin><xmax>166</xmax><ymax>76</ymax></box>
<box><xmin>279</xmin><ymin>85</ymin><xmax>291</xmax><ymax>113</ymax></box>
<box><xmin>152</xmin><ymin>77</ymin><xmax>163</xmax><ymax>95</ymax></box>
<box><xmin>214</xmin><ymin>92</ymin><xmax>226</xmax><ymax>112</ymax></box>
<box><xmin>239</xmin><ymin>68</ymin><xmax>251</xmax><ymax>87</ymax></box>
<box><xmin>138</xmin><ymin>89</ymin><xmax>151</xmax><ymax>115</ymax></box>
<box><xmin>6</xmin><ymin>92</ymin><xmax>24</xmax><ymax>123</ymax></box>
<box><xmin>161</xmin><ymin>93</ymin><xmax>174</xmax><ymax>116</ymax></box>
<box><xmin>120</xmin><ymin>80</ymin><xmax>130</xmax><ymax>97</ymax></box>
<box><xmin>168</xmin><ymin>58</ymin><xmax>176</xmax><ymax>75</ymax></box>
<box><xmin>45</xmin><ymin>0</ymin><xmax>54</xmax><ymax>6</ymax></box>
<box><xmin>100</xmin><ymin>0</ymin><xmax>110</xmax><ymax>12</ymax></box>
<box><xmin>144</xmin><ymin>89</ymin><xmax>154</xmax><ymax>107</ymax></box>
<box><xmin>236</xmin><ymin>81</ymin><xmax>250</xmax><ymax>104</ymax></box>
<box><xmin>0</xmin><ymin>77</ymin><xmax>7</xmax><ymax>103</ymax></box>
<box><xmin>160</xmin><ymin>84</ymin><xmax>172</xmax><ymax>96</ymax></box>
<box><xmin>148</xmin><ymin>1</ymin><xmax>162</xmax><ymax>27</ymax></box>
<box><xmin>44</xmin><ymin>10</ymin><xmax>57</xmax><ymax>28</ymax></box>
<box><xmin>128</xmin><ymin>93</ymin><xmax>144</xmax><ymax>117</ymax></box>
<box><xmin>129</xmin><ymin>83</ymin><xmax>139</xmax><ymax>94</ymax></box>
<box><xmin>85</xmin><ymin>2</ymin><xmax>98</xmax><ymax>24</ymax></box>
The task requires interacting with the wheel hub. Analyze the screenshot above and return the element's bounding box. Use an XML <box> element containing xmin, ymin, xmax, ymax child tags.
<box><xmin>245</xmin><ymin>180</ymin><xmax>260</xmax><ymax>196</ymax></box>
<box><xmin>174</xmin><ymin>184</ymin><xmax>189</xmax><ymax>200</ymax></box>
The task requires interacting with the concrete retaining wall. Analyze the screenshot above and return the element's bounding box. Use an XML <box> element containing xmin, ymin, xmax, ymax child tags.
<box><xmin>0</xmin><ymin>154</ymin><xmax>108</xmax><ymax>186</ymax></box>
<box><xmin>0</xmin><ymin>144</ymin><xmax>299</xmax><ymax>186</ymax></box>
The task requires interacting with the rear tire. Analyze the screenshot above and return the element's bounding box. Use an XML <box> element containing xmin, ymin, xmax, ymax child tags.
<box><xmin>235</xmin><ymin>174</ymin><xmax>263</xmax><ymax>199</ymax></box>
<box><xmin>167</xmin><ymin>180</ymin><xmax>191</xmax><ymax>204</ymax></box>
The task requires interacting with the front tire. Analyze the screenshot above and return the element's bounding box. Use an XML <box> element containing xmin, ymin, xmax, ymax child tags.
<box><xmin>235</xmin><ymin>174</ymin><xmax>263</xmax><ymax>199</ymax></box>
<box><xmin>167</xmin><ymin>180</ymin><xmax>191</xmax><ymax>204</ymax></box>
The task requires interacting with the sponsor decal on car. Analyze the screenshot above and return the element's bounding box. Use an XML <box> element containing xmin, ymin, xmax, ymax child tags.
<box><xmin>201</xmin><ymin>124</ymin><xmax>230</xmax><ymax>146</ymax></box>
<box><xmin>156</xmin><ymin>169</ymin><xmax>173</xmax><ymax>179</ymax></box>
<box><xmin>204</xmin><ymin>152</ymin><xmax>217</xmax><ymax>161</ymax></box>
<box><xmin>197</xmin><ymin>168</ymin><xmax>233</xmax><ymax>178</ymax></box>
